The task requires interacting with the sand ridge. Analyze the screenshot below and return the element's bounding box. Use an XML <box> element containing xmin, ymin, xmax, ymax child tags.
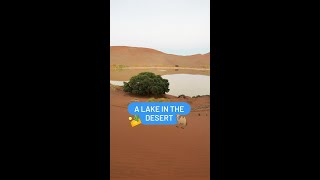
<box><xmin>110</xmin><ymin>46</ymin><xmax>210</xmax><ymax>68</ymax></box>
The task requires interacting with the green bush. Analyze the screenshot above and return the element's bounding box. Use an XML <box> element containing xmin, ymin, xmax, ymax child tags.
<box><xmin>123</xmin><ymin>72</ymin><xmax>169</xmax><ymax>96</ymax></box>
<box><xmin>148</xmin><ymin>98</ymin><xmax>156</xmax><ymax>102</ymax></box>
<box><xmin>147</xmin><ymin>98</ymin><xmax>170</xmax><ymax>102</ymax></box>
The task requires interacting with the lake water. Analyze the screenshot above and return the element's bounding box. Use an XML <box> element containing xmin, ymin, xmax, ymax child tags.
<box><xmin>110</xmin><ymin>68</ymin><xmax>209</xmax><ymax>81</ymax></box>
<box><xmin>110</xmin><ymin>80</ymin><xmax>128</xmax><ymax>86</ymax></box>
<box><xmin>110</xmin><ymin>70</ymin><xmax>210</xmax><ymax>97</ymax></box>
<box><xmin>161</xmin><ymin>74</ymin><xmax>210</xmax><ymax>96</ymax></box>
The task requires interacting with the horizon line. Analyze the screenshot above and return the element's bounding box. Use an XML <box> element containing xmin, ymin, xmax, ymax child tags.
<box><xmin>110</xmin><ymin>45</ymin><xmax>210</xmax><ymax>56</ymax></box>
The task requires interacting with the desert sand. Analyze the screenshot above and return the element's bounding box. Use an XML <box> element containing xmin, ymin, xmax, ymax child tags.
<box><xmin>110</xmin><ymin>46</ymin><xmax>210</xmax><ymax>68</ymax></box>
<box><xmin>110</xmin><ymin>85</ymin><xmax>210</xmax><ymax>180</ymax></box>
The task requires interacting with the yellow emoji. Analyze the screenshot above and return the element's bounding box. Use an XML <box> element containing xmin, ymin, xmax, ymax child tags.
<box><xmin>129</xmin><ymin>115</ymin><xmax>141</xmax><ymax>127</ymax></box>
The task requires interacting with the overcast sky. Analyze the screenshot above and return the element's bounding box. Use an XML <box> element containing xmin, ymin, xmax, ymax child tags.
<box><xmin>110</xmin><ymin>0</ymin><xmax>210</xmax><ymax>56</ymax></box>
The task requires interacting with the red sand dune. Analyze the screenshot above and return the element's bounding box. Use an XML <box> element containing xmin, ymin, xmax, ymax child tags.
<box><xmin>110</xmin><ymin>46</ymin><xmax>210</xmax><ymax>68</ymax></box>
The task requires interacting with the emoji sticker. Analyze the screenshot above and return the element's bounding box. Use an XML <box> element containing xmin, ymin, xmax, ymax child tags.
<box><xmin>176</xmin><ymin>114</ymin><xmax>187</xmax><ymax>129</ymax></box>
<box><xmin>128</xmin><ymin>115</ymin><xmax>142</xmax><ymax>127</ymax></box>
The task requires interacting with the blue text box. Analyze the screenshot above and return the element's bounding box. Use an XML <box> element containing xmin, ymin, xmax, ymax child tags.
<box><xmin>128</xmin><ymin>102</ymin><xmax>191</xmax><ymax>125</ymax></box>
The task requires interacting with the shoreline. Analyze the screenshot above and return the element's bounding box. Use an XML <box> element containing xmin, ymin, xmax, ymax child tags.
<box><xmin>111</xmin><ymin>66</ymin><xmax>210</xmax><ymax>71</ymax></box>
<box><xmin>110</xmin><ymin>84</ymin><xmax>210</xmax><ymax>99</ymax></box>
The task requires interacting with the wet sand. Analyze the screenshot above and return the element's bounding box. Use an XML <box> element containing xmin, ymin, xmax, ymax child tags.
<box><xmin>111</xmin><ymin>67</ymin><xmax>210</xmax><ymax>70</ymax></box>
<box><xmin>110</xmin><ymin>85</ymin><xmax>210</xmax><ymax>180</ymax></box>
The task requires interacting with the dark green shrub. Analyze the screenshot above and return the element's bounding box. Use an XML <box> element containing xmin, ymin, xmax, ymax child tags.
<box><xmin>123</xmin><ymin>72</ymin><xmax>169</xmax><ymax>96</ymax></box>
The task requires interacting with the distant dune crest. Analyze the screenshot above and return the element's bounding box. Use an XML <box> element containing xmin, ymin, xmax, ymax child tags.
<box><xmin>110</xmin><ymin>46</ymin><xmax>210</xmax><ymax>68</ymax></box>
